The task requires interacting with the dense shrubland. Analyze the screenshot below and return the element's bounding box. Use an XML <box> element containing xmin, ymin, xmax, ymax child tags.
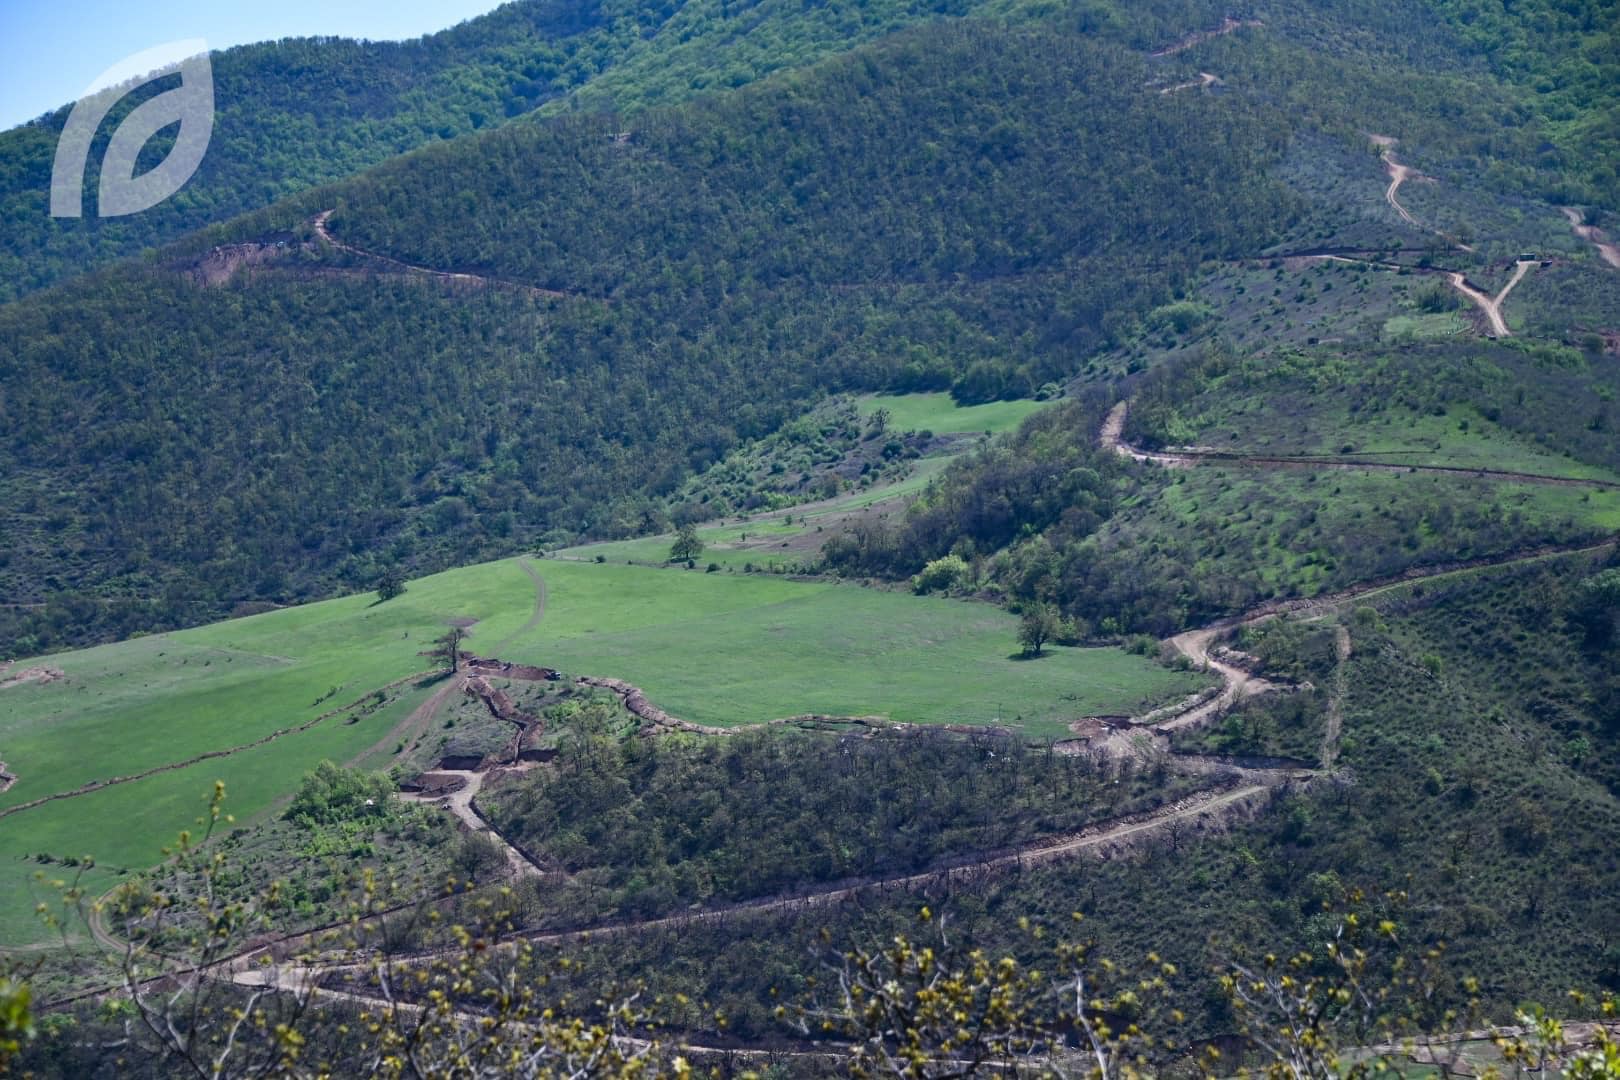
<box><xmin>484</xmin><ymin>727</ymin><xmax>1202</xmax><ymax>918</ymax></box>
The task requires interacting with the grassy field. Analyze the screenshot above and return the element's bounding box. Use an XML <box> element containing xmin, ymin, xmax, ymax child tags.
<box><xmin>523</xmin><ymin>565</ymin><xmax>1203</xmax><ymax>736</ymax></box>
<box><xmin>856</xmin><ymin>392</ymin><xmax>1050</xmax><ymax>435</ymax></box>
<box><xmin>0</xmin><ymin>557</ymin><xmax>1200</xmax><ymax>946</ymax></box>
<box><xmin>1134</xmin><ymin>345</ymin><xmax>1620</xmax><ymax>485</ymax></box>
<box><xmin>557</xmin><ymin>455</ymin><xmax>958</xmax><ymax>571</ymax></box>
<box><xmin>617</xmin><ymin>389</ymin><xmax>1059</xmax><ymax>572</ymax></box>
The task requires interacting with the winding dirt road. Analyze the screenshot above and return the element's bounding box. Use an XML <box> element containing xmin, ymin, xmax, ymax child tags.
<box><xmin>64</xmin><ymin>521</ymin><xmax>1611</xmax><ymax>1060</ymax></box>
<box><xmin>1382</xmin><ymin>150</ymin><xmax>1423</xmax><ymax>231</ymax></box>
<box><xmin>1374</xmin><ymin>140</ymin><xmax>1474</xmax><ymax>254</ymax></box>
<box><xmin>1563</xmin><ymin>207</ymin><xmax>1620</xmax><ymax>269</ymax></box>
<box><xmin>228</xmin><ymin>527</ymin><xmax>1620</xmax><ymax>1009</ymax></box>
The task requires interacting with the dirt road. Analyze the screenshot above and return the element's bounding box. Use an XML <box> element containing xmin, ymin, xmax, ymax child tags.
<box><xmin>1160</xmin><ymin>72</ymin><xmax>1219</xmax><ymax>94</ymax></box>
<box><xmin>312</xmin><ymin>211</ymin><xmax>575</xmax><ymax>300</ymax></box>
<box><xmin>1382</xmin><ymin>151</ymin><xmax>1423</xmax><ymax>230</ymax></box>
<box><xmin>1448</xmin><ymin>260</ymin><xmax>1534</xmax><ymax>338</ymax></box>
<box><xmin>1098</xmin><ymin>401</ymin><xmax>1612</xmax><ymax>487</ymax></box>
<box><xmin>97</xmin><ymin>530</ymin><xmax>1613</xmax><ymax>1056</ymax></box>
<box><xmin>1563</xmin><ymin>207</ymin><xmax>1620</xmax><ymax>269</ymax></box>
<box><xmin>1157</xmin><ymin>625</ymin><xmax>1277</xmax><ymax>733</ymax></box>
<box><xmin>494</xmin><ymin>559</ymin><xmax>547</xmax><ymax>653</ymax></box>
<box><xmin>1373</xmin><ymin>139</ymin><xmax>1474</xmax><ymax>254</ymax></box>
<box><xmin>1151</xmin><ymin>18</ymin><xmax>1261</xmax><ymax>57</ymax></box>
<box><xmin>399</xmin><ymin>768</ymin><xmax>547</xmax><ymax>879</ymax></box>
<box><xmin>343</xmin><ymin>671</ymin><xmax>462</xmax><ymax>769</ymax></box>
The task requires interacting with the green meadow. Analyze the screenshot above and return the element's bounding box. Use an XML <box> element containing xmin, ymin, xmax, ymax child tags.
<box><xmin>0</xmin><ymin>558</ymin><xmax>1200</xmax><ymax>946</ymax></box>
<box><xmin>856</xmin><ymin>392</ymin><xmax>1050</xmax><ymax>435</ymax></box>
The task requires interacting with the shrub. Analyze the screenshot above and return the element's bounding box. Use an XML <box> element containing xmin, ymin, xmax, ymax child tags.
<box><xmin>285</xmin><ymin>761</ymin><xmax>393</xmax><ymax>828</ymax></box>
<box><xmin>912</xmin><ymin>554</ymin><xmax>971</xmax><ymax>594</ymax></box>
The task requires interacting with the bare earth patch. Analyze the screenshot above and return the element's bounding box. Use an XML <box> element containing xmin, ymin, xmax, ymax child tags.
<box><xmin>0</xmin><ymin>666</ymin><xmax>63</xmax><ymax>691</ymax></box>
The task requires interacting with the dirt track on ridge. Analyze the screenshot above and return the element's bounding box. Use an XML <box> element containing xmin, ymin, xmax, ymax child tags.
<box><xmin>1150</xmin><ymin>17</ymin><xmax>1261</xmax><ymax>56</ymax></box>
<box><xmin>312</xmin><ymin>211</ymin><xmax>578</xmax><ymax>301</ymax></box>
<box><xmin>1098</xmin><ymin>402</ymin><xmax>1612</xmax><ymax>486</ymax></box>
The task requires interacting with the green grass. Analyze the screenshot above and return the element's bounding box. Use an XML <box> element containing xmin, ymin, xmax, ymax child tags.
<box><xmin>556</xmin><ymin>454</ymin><xmax>958</xmax><ymax>570</ymax></box>
<box><xmin>1281</xmin><ymin>405</ymin><xmax>1620</xmax><ymax>482</ymax></box>
<box><xmin>856</xmin><ymin>392</ymin><xmax>1050</xmax><ymax>435</ymax></box>
<box><xmin>0</xmin><ymin>557</ymin><xmax>1200</xmax><ymax>946</ymax></box>
<box><xmin>1138</xmin><ymin>347</ymin><xmax>1620</xmax><ymax>484</ymax></box>
<box><xmin>517</xmin><ymin>566</ymin><xmax>1202</xmax><ymax>737</ymax></box>
<box><xmin>1381</xmin><ymin>313</ymin><xmax>1468</xmax><ymax>341</ymax></box>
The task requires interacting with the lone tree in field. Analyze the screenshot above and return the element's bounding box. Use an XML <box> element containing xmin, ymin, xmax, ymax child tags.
<box><xmin>375</xmin><ymin>566</ymin><xmax>405</xmax><ymax>603</ymax></box>
<box><xmin>1018</xmin><ymin>603</ymin><xmax>1060</xmax><ymax>657</ymax></box>
<box><xmin>670</xmin><ymin>523</ymin><xmax>704</xmax><ymax>564</ymax></box>
<box><xmin>433</xmin><ymin>626</ymin><xmax>465</xmax><ymax>672</ymax></box>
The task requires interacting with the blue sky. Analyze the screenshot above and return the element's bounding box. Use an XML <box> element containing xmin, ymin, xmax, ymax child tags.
<box><xmin>0</xmin><ymin>0</ymin><xmax>511</xmax><ymax>130</ymax></box>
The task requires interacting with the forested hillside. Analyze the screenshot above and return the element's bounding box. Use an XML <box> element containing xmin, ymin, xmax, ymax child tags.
<box><xmin>0</xmin><ymin>21</ymin><xmax>1299</xmax><ymax>655</ymax></box>
<box><xmin>0</xmin><ymin>1</ymin><xmax>605</xmax><ymax>301</ymax></box>
<box><xmin>4</xmin><ymin>0</ymin><xmax>1616</xmax><ymax>663</ymax></box>
<box><xmin>0</xmin><ymin>0</ymin><xmax>989</xmax><ymax>302</ymax></box>
<box><xmin>5</xmin><ymin>0</ymin><xmax>1620</xmax><ymax>1069</ymax></box>
<box><xmin>5</xmin><ymin>0</ymin><xmax>1615</xmax><ymax>303</ymax></box>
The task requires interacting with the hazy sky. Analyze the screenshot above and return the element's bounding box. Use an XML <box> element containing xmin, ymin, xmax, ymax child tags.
<box><xmin>0</xmin><ymin>0</ymin><xmax>511</xmax><ymax>130</ymax></box>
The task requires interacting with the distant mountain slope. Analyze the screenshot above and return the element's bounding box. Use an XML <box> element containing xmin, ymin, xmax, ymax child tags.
<box><xmin>5</xmin><ymin>0</ymin><xmax>1610</xmax><ymax>303</ymax></box>
<box><xmin>0</xmin><ymin>0</ymin><xmax>987</xmax><ymax>303</ymax></box>
<box><xmin>0</xmin><ymin>18</ymin><xmax>1299</xmax><ymax>655</ymax></box>
<box><xmin>3</xmin><ymin>0</ymin><xmax>1616</xmax><ymax>655</ymax></box>
<box><xmin>0</xmin><ymin>1</ymin><xmax>599</xmax><ymax>301</ymax></box>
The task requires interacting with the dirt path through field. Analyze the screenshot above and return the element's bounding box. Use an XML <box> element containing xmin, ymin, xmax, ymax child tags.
<box><xmin>1562</xmin><ymin>207</ymin><xmax>1620</xmax><ymax>269</ymax></box>
<box><xmin>347</xmin><ymin>674</ymin><xmax>464</xmax><ymax>771</ymax></box>
<box><xmin>1321</xmin><ymin>626</ymin><xmax>1351</xmax><ymax>772</ymax></box>
<box><xmin>494</xmin><ymin>559</ymin><xmax>547</xmax><ymax>653</ymax></box>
